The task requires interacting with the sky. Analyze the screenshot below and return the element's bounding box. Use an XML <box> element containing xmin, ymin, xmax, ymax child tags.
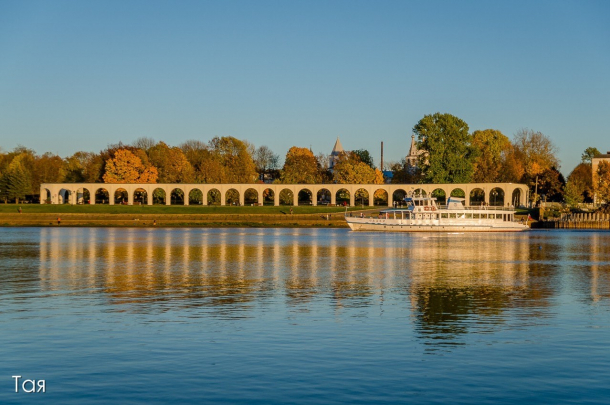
<box><xmin>0</xmin><ymin>0</ymin><xmax>608</xmax><ymax>175</ymax></box>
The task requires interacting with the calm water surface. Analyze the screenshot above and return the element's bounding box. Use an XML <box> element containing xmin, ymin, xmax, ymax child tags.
<box><xmin>1</xmin><ymin>228</ymin><xmax>610</xmax><ymax>404</ymax></box>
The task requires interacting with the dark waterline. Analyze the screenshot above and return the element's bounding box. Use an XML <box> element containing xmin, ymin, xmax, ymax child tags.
<box><xmin>1</xmin><ymin>228</ymin><xmax>609</xmax><ymax>404</ymax></box>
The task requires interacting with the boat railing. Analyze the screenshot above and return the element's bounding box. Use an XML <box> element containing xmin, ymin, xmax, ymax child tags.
<box><xmin>437</xmin><ymin>205</ymin><xmax>514</xmax><ymax>211</ymax></box>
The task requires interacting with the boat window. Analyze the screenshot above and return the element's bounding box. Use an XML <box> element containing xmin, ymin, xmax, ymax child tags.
<box><xmin>473</xmin><ymin>213</ymin><xmax>480</xmax><ymax>219</ymax></box>
<box><xmin>449</xmin><ymin>213</ymin><xmax>457</xmax><ymax>219</ymax></box>
<box><xmin>466</xmin><ymin>213</ymin><xmax>473</xmax><ymax>219</ymax></box>
<box><xmin>441</xmin><ymin>213</ymin><xmax>448</xmax><ymax>218</ymax></box>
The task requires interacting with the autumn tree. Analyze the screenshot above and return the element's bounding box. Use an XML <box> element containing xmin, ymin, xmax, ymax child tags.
<box><xmin>180</xmin><ymin>140</ymin><xmax>210</xmax><ymax>182</ymax></box>
<box><xmin>594</xmin><ymin>161</ymin><xmax>610</xmax><ymax>204</ymax></box>
<box><xmin>132</xmin><ymin>137</ymin><xmax>156</xmax><ymax>152</ymax></box>
<box><xmin>253</xmin><ymin>145</ymin><xmax>280</xmax><ymax>181</ymax></box>
<box><xmin>390</xmin><ymin>159</ymin><xmax>423</xmax><ymax>184</ymax></box>
<box><xmin>537</xmin><ymin>167</ymin><xmax>565</xmax><ymax>202</ymax></box>
<box><xmin>208</xmin><ymin>136</ymin><xmax>258</xmax><ymax>183</ymax></box>
<box><xmin>32</xmin><ymin>152</ymin><xmax>65</xmax><ymax>188</ymax></box>
<box><xmin>103</xmin><ymin>149</ymin><xmax>158</xmax><ymax>183</ymax></box>
<box><xmin>497</xmin><ymin>144</ymin><xmax>525</xmax><ymax>183</ymax></box>
<box><xmin>413</xmin><ymin>113</ymin><xmax>476</xmax><ymax>183</ymax></box>
<box><xmin>512</xmin><ymin>128</ymin><xmax>559</xmax><ymax>181</ymax></box>
<box><xmin>280</xmin><ymin>147</ymin><xmax>322</xmax><ymax>184</ymax></box>
<box><xmin>64</xmin><ymin>151</ymin><xmax>98</xmax><ymax>183</ymax></box>
<box><xmin>471</xmin><ymin>129</ymin><xmax>511</xmax><ymax>182</ymax></box>
<box><xmin>147</xmin><ymin>142</ymin><xmax>194</xmax><ymax>183</ymax></box>
<box><xmin>332</xmin><ymin>152</ymin><xmax>382</xmax><ymax>184</ymax></box>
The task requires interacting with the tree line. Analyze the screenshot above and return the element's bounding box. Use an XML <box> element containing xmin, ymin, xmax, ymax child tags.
<box><xmin>1</xmin><ymin>112</ymin><xmax>608</xmax><ymax>205</ymax></box>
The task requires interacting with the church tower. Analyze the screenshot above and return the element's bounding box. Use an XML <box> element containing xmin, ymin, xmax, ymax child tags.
<box><xmin>329</xmin><ymin>137</ymin><xmax>345</xmax><ymax>171</ymax></box>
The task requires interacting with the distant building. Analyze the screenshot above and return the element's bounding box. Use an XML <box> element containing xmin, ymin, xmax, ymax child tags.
<box><xmin>405</xmin><ymin>134</ymin><xmax>425</xmax><ymax>170</ymax></box>
<box><xmin>329</xmin><ymin>137</ymin><xmax>347</xmax><ymax>171</ymax></box>
<box><xmin>592</xmin><ymin>151</ymin><xmax>610</xmax><ymax>204</ymax></box>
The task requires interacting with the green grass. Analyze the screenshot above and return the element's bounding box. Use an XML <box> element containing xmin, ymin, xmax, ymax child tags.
<box><xmin>0</xmin><ymin>203</ymin><xmax>377</xmax><ymax>215</ymax></box>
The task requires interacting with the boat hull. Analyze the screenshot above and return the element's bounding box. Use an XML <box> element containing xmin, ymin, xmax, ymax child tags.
<box><xmin>346</xmin><ymin>218</ymin><xmax>528</xmax><ymax>232</ymax></box>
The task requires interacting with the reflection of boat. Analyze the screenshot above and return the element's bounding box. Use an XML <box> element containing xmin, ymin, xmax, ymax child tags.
<box><xmin>346</xmin><ymin>196</ymin><xmax>528</xmax><ymax>232</ymax></box>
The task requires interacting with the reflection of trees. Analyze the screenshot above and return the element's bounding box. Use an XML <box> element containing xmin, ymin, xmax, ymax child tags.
<box><xmin>30</xmin><ymin>229</ymin><xmax>610</xmax><ymax>341</ymax></box>
<box><xmin>407</xmin><ymin>234</ymin><xmax>557</xmax><ymax>347</ymax></box>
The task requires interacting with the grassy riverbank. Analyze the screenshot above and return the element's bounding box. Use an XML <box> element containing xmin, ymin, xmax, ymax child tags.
<box><xmin>0</xmin><ymin>203</ymin><xmax>373</xmax><ymax>227</ymax></box>
<box><xmin>0</xmin><ymin>204</ymin><xmax>368</xmax><ymax>215</ymax></box>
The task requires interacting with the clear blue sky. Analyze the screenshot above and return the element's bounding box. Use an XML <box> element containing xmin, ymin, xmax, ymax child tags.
<box><xmin>0</xmin><ymin>0</ymin><xmax>608</xmax><ymax>175</ymax></box>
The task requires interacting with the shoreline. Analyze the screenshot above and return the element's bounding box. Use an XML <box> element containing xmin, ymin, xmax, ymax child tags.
<box><xmin>0</xmin><ymin>212</ymin><xmax>349</xmax><ymax>228</ymax></box>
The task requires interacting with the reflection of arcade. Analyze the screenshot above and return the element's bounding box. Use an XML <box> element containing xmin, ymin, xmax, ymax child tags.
<box><xmin>35</xmin><ymin>229</ymin><xmax>610</xmax><ymax>337</ymax></box>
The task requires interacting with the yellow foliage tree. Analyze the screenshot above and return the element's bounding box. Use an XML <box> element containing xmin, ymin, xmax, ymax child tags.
<box><xmin>280</xmin><ymin>147</ymin><xmax>321</xmax><ymax>183</ymax></box>
<box><xmin>471</xmin><ymin>129</ymin><xmax>511</xmax><ymax>182</ymax></box>
<box><xmin>595</xmin><ymin>161</ymin><xmax>610</xmax><ymax>203</ymax></box>
<box><xmin>103</xmin><ymin>149</ymin><xmax>158</xmax><ymax>183</ymax></box>
<box><xmin>147</xmin><ymin>142</ymin><xmax>194</xmax><ymax>183</ymax></box>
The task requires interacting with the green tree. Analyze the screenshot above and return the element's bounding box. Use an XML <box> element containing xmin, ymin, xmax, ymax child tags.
<box><xmin>0</xmin><ymin>155</ymin><xmax>32</xmax><ymax>203</ymax></box>
<box><xmin>413</xmin><ymin>113</ymin><xmax>475</xmax><ymax>183</ymax></box>
<box><xmin>351</xmin><ymin>149</ymin><xmax>374</xmax><ymax>169</ymax></box>
<box><xmin>567</xmin><ymin>163</ymin><xmax>593</xmax><ymax>203</ymax></box>
<box><xmin>471</xmin><ymin>129</ymin><xmax>511</xmax><ymax>182</ymax></box>
<box><xmin>563</xmin><ymin>181</ymin><xmax>583</xmax><ymax>207</ymax></box>
<box><xmin>582</xmin><ymin>147</ymin><xmax>600</xmax><ymax>164</ymax></box>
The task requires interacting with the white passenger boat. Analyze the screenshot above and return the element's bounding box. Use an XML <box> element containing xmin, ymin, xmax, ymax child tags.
<box><xmin>345</xmin><ymin>196</ymin><xmax>528</xmax><ymax>232</ymax></box>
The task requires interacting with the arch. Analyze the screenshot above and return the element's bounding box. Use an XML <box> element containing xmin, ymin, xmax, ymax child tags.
<box><xmin>42</xmin><ymin>188</ymin><xmax>51</xmax><ymax>204</ymax></box>
<box><xmin>95</xmin><ymin>188</ymin><xmax>110</xmax><ymax>204</ymax></box>
<box><xmin>170</xmin><ymin>188</ymin><xmax>185</xmax><ymax>205</ymax></box>
<box><xmin>114</xmin><ymin>188</ymin><xmax>128</xmax><ymax>205</ymax></box>
<box><xmin>188</xmin><ymin>188</ymin><xmax>203</xmax><ymax>205</ymax></box>
<box><xmin>373</xmin><ymin>188</ymin><xmax>388</xmax><ymax>206</ymax></box>
<box><xmin>59</xmin><ymin>189</ymin><xmax>72</xmax><ymax>204</ymax></box>
<box><xmin>245</xmin><ymin>188</ymin><xmax>259</xmax><ymax>205</ymax></box>
<box><xmin>225</xmin><ymin>188</ymin><xmax>240</xmax><ymax>205</ymax></box>
<box><xmin>490</xmin><ymin>187</ymin><xmax>505</xmax><ymax>207</ymax></box>
<box><xmin>279</xmin><ymin>189</ymin><xmax>294</xmax><ymax>205</ymax></box>
<box><xmin>298</xmin><ymin>188</ymin><xmax>312</xmax><ymax>206</ymax></box>
<box><xmin>450</xmin><ymin>188</ymin><xmax>465</xmax><ymax>198</ymax></box>
<box><xmin>511</xmin><ymin>189</ymin><xmax>522</xmax><ymax>207</ymax></box>
<box><xmin>355</xmin><ymin>188</ymin><xmax>369</xmax><ymax>206</ymax></box>
<box><xmin>413</xmin><ymin>188</ymin><xmax>427</xmax><ymax>197</ymax></box>
<box><xmin>336</xmin><ymin>188</ymin><xmax>350</xmax><ymax>206</ymax></box>
<box><xmin>76</xmin><ymin>187</ymin><xmax>91</xmax><ymax>204</ymax></box>
<box><xmin>317</xmin><ymin>188</ymin><xmax>331</xmax><ymax>205</ymax></box>
<box><xmin>392</xmin><ymin>189</ymin><xmax>407</xmax><ymax>207</ymax></box>
<box><xmin>207</xmin><ymin>189</ymin><xmax>221</xmax><ymax>205</ymax></box>
<box><xmin>134</xmin><ymin>188</ymin><xmax>148</xmax><ymax>205</ymax></box>
<box><xmin>153</xmin><ymin>188</ymin><xmax>166</xmax><ymax>205</ymax></box>
<box><xmin>262</xmin><ymin>188</ymin><xmax>275</xmax><ymax>206</ymax></box>
<box><xmin>469</xmin><ymin>188</ymin><xmax>485</xmax><ymax>207</ymax></box>
<box><xmin>431</xmin><ymin>188</ymin><xmax>446</xmax><ymax>205</ymax></box>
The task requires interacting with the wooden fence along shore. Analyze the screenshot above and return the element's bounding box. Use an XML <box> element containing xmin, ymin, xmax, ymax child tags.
<box><xmin>536</xmin><ymin>212</ymin><xmax>610</xmax><ymax>230</ymax></box>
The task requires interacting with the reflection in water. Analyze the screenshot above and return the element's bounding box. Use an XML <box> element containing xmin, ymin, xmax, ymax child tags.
<box><xmin>21</xmin><ymin>228</ymin><xmax>610</xmax><ymax>346</ymax></box>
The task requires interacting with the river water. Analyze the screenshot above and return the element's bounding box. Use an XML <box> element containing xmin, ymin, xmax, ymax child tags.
<box><xmin>1</xmin><ymin>227</ymin><xmax>609</xmax><ymax>404</ymax></box>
